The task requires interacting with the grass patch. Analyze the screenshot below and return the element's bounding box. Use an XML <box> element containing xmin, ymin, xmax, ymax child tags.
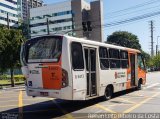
<box><xmin>0</xmin><ymin>80</ymin><xmax>24</xmax><ymax>85</ymax></box>
<box><xmin>0</xmin><ymin>75</ymin><xmax>25</xmax><ymax>85</ymax></box>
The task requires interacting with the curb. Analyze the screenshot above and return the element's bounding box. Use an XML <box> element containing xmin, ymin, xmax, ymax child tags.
<box><xmin>0</xmin><ymin>85</ymin><xmax>25</xmax><ymax>90</ymax></box>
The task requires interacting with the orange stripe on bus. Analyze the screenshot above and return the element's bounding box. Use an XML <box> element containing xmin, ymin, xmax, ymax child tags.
<box><xmin>42</xmin><ymin>57</ymin><xmax>62</xmax><ymax>89</ymax></box>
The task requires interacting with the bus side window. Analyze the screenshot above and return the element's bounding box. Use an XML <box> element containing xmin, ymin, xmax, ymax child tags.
<box><xmin>99</xmin><ymin>47</ymin><xmax>109</xmax><ymax>70</ymax></box>
<box><xmin>120</xmin><ymin>51</ymin><xmax>129</xmax><ymax>68</ymax></box>
<box><xmin>138</xmin><ymin>54</ymin><xmax>145</xmax><ymax>70</ymax></box>
<box><xmin>71</xmin><ymin>42</ymin><xmax>84</xmax><ymax>70</ymax></box>
<box><xmin>109</xmin><ymin>49</ymin><xmax>120</xmax><ymax>69</ymax></box>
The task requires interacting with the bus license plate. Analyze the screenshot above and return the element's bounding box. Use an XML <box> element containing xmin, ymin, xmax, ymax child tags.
<box><xmin>40</xmin><ymin>92</ymin><xmax>48</xmax><ymax>96</ymax></box>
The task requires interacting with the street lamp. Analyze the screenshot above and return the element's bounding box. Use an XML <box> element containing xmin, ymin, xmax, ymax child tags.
<box><xmin>156</xmin><ymin>36</ymin><xmax>160</xmax><ymax>55</ymax></box>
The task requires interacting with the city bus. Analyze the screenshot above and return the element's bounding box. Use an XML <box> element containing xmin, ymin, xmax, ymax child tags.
<box><xmin>20</xmin><ymin>35</ymin><xmax>146</xmax><ymax>100</ymax></box>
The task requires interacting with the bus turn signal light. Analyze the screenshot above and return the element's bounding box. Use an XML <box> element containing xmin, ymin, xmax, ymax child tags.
<box><xmin>62</xmin><ymin>69</ymin><xmax>68</xmax><ymax>88</ymax></box>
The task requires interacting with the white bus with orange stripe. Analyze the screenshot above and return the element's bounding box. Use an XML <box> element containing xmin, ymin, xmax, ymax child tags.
<box><xmin>20</xmin><ymin>35</ymin><xmax>146</xmax><ymax>100</ymax></box>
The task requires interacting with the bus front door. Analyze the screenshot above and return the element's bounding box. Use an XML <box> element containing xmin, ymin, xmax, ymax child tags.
<box><xmin>130</xmin><ymin>54</ymin><xmax>136</xmax><ymax>86</ymax></box>
<box><xmin>84</xmin><ymin>48</ymin><xmax>97</xmax><ymax>97</ymax></box>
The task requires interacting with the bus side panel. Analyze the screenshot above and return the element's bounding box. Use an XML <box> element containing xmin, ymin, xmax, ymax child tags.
<box><xmin>99</xmin><ymin>69</ymin><xmax>127</xmax><ymax>96</ymax></box>
<box><xmin>61</xmin><ymin>37</ymin><xmax>73</xmax><ymax>100</ymax></box>
<box><xmin>126</xmin><ymin>68</ymin><xmax>131</xmax><ymax>89</ymax></box>
<box><xmin>72</xmin><ymin>71</ymin><xmax>86</xmax><ymax>100</ymax></box>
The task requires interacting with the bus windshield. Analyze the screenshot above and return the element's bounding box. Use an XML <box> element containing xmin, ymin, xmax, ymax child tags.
<box><xmin>26</xmin><ymin>36</ymin><xmax>62</xmax><ymax>63</ymax></box>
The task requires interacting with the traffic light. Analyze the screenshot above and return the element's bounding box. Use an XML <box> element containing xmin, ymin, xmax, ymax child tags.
<box><xmin>82</xmin><ymin>22</ymin><xmax>87</xmax><ymax>32</ymax></box>
<box><xmin>87</xmin><ymin>21</ymin><xmax>92</xmax><ymax>31</ymax></box>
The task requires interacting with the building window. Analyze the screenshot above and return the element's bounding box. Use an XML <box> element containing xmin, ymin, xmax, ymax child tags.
<box><xmin>43</xmin><ymin>14</ymin><xmax>52</xmax><ymax>18</ymax></box>
<box><xmin>99</xmin><ymin>47</ymin><xmax>109</xmax><ymax>70</ymax></box>
<box><xmin>63</xmin><ymin>26</ymin><xmax>67</xmax><ymax>30</ymax></box>
<box><xmin>5</xmin><ymin>0</ymin><xmax>17</xmax><ymax>5</ymax></box>
<box><xmin>0</xmin><ymin>16</ymin><xmax>18</xmax><ymax>24</ymax></box>
<box><xmin>41</xmin><ymin>29</ymin><xmax>46</xmax><ymax>32</ymax></box>
<box><xmin>0</xmin><ymin>2</ymin><xmax>17</xmax><ymax>11</ymax></box>
<box><xmin>30</xmin><ymin>18</ymin><xmax>72</xmax><ymax>28</ymax></box>
<box><xmin>52</xmin><ymin>10</ymin><xmax>72</xmax><ymax>17</ymax></box>
<box><xmin>32</xmin><ymin>30</ymin><xmax>38</xmax><ymax>34</ymax></box>
<box><xmin>35</xmin><ymin>16</ymin><xmax>42</xmax><ymax>19</ymax></box>
<box><xmin>67</xmin><ymin>26</ymin><xmax>72</xmax><ymax>29</ymax></box>
<box><xmin>0</xmin><ymin>10</ymin><xmax>17</xmax><ymax>18</ymax></box>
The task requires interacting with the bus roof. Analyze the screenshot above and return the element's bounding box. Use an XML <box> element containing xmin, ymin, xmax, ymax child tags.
<box><xmin>30</xmin><ymin>34</ymin><xmax>141</xmax><ymax>53</ymax></box>
<box><xmin>64</xmin><ymin>35</ymin><xmax>141</xmax><ymax>53</ymax></box>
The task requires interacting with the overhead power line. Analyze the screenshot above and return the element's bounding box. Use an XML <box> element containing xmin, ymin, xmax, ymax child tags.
<box><xmin>106</xmin><ymin>0</ymin><xmax>160</xmax><ymax>16</ymax></box>
<box><xmin>104</xmin><ymin>10</ymin><xmax>160</xmax><ymax>27</ymax></box>
<box><xmin>106</xmin><ymin>4</ymin><xmax>160</xmax><ymax>19</ymax></box>
<box><xmin>62</xmin><ymin>10</ymin><xmax>160</xmax><ymax>35</ymax></box>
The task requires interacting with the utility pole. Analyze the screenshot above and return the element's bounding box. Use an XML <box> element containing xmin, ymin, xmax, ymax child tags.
<box><xmin>156</xmin><ymin>36</ymin><xmax>160</xmax><ymax>55</ymax></box>
<box><xmin>47</xmin><ymin>18</ymin><xmax>50</xmax><ymax>35</ymax></box>
<box><xmin>7</xmin><ymin>13</ymin><xmax>10</xmax><ymax>30</ymax></box>
<box><xmin>150</xmin><ymin>21</ymin><xmax>154</xmax><ymax>57</ymax></box>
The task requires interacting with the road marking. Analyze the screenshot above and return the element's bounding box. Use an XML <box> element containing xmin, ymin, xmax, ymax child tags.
<box><xmin>95</xmin><ymin>104</ymin><xmax>116</xmax><ymax>113</ymax></box>
<box><xmin>0</xmin><ymin>98</ymin><xmax>53</xmax><ymax>103</ymax></box>
<box><xmin>123</xmin><ymin>92</ymin><xmax>160</xmax><ymax>113</ymax></box>
<box><xmin>144</xmin><ymin>83</ymin><xmax>160</xmax><ymax>89</ymax></box>
<box><xmin>116</xmin><ymin>98</ymin><xmax>136</xmax><ymax>104</ymax></box>
<box><xmin>0</xmin><ymin>105</ymin><xmax>18</xmax><ymax>108</ymax></box>
<box><xmin>0</xmin><ymin>100</ymin><xmax>18</xmax><ymax>102</ymax></box>
<box><xmin>53</xmin><ymin>100</ymin><xmax>74</xmax><ymax>119</ymax></box>
<box><xmin>0</xmin><ymin>96</ymin><xmax>18</xmax><ymax>99</ymax></box>
<box><xmin>18</xmin><ymin>90</ymin><xmax>23</xmax><ymax>119</ymax></box>
<box><xmin>24</xmin><ymin>98</ymin><xmax>54</xmax><ymax>101</ymax></box>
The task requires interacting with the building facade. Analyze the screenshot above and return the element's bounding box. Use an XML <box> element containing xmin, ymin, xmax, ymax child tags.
<box><xmin>18</xmin><ymin>0</ymin><xmax>43</xmax><ymax>21</ymax></box>
<box><xmin>30</xmin><ymin>0</ymin><xmax>104</xmax><ymax>42</ymax></box>
<box><xmin>0</xmin><ymin>0</ymin><xmax>18</xmax><ymax>28</ymax></box>
<box><xmin>30</xmin><ymin>1</ymin><xmax>73</xmax><ymax>38</ymax></box>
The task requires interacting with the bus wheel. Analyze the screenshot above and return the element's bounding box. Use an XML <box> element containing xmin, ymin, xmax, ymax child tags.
<box><xmin>137</xmin><ymin>80</ymin><xmax>142</xmax><ymax>90</ymax></box>
<box><xmin>104</xmin><ymin>86</ymin><xmax>113</xmax><ymax>100</ymax></box>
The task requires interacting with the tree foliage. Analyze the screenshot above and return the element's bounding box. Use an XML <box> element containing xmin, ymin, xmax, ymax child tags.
<box><xmin>147</xmin><ymin>55</ymin><xmax>160</xmax><ymax>68</ymax></box>
<box><xmin>106</xmin><ymin>31</ymin><xmax>141</xmax><ymax>50</ymax></box>
<box><xmin>106</xmin><ymin>31</ymin><xmax>152</xmax><ymax>67</ymax></box>
<box><xmin>0</xmin><ymin>27</ymin><xmax>25</xmax><ymax>86</ymax></box>
<box><xmin>141</xmin><ymin>51</ymin><xmax>151</xmax><ymax>67</ymax></box>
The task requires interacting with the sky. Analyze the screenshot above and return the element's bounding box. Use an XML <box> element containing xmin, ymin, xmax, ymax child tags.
<box><xmin>43</xmin><ymin>0</ymin><xmax>160</xmax><ymax>54</ymax></box>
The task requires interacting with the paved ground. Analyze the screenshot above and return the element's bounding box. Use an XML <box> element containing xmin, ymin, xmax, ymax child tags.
<box><xmin>0</xmin><ymin>72</ymin><xmax>160</xmax><ymax>119</ymax></box>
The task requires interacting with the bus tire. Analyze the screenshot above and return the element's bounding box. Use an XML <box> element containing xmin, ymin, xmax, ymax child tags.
<box><xmin>104</xmin><ymin>86</ymin><xmax>113</xmax><ymax>100</ymax></box>
<box><xmin>137</xmin><ymin>79</ymin><xmax>142</xmax><ymax>90</ymax></box>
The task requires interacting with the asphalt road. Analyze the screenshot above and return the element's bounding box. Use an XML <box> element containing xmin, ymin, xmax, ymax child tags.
<box><xmin>0</xmin><ymin>72</ymin><xmax>160</xmax><ymax>119</ymax></box>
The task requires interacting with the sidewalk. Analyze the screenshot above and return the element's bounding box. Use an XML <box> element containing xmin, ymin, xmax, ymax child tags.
<box><xmin>0</xmin><ymin>84</ymin><xmax>25</xmax><ymax>90</ymax></box>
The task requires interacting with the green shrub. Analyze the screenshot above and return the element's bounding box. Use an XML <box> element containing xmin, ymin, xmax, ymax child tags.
<box><xmin>0</xmin><ymin>74</ymin><xmax>8</xmax><ymax>80</ymax></box>
<box><xmin>14</xmin><ymin>75</ymin><xmax>26</xmax><ymax>82</ymax></box>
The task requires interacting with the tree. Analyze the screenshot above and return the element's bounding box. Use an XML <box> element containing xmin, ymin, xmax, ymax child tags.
<box><xmin>0</xmin><ymin>27</ymin><xmax>24</xmax><ymax>87</ymax></box>
<box><xmin>106</xmin><ymin>31</ymin><xmax>141</xmax><ymax>50</ymax></box>
<box><xmin>152</xmin><ymin>55</ymin><xmax>160</xmax><ymax>68</ymax></box>
<box><xmin>0</xmin><ymin>26</ymin><xmax>8</xmax><ymax>74</ymax></box>
<box><xmin>106</xmin><ymin>31</ymin><xmax>152</xmax><ymax>67</ymax></box>
<box><xmin>141</xmin><ymin>51</ymin><xmax>151</xmax><ymax>67</ymax></box>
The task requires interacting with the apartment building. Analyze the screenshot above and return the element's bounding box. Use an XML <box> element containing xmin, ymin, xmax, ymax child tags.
<box><xmin>0</xmin><ymin>0</ymin><xmax>18</xmax><ymax>27</ymax></box>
